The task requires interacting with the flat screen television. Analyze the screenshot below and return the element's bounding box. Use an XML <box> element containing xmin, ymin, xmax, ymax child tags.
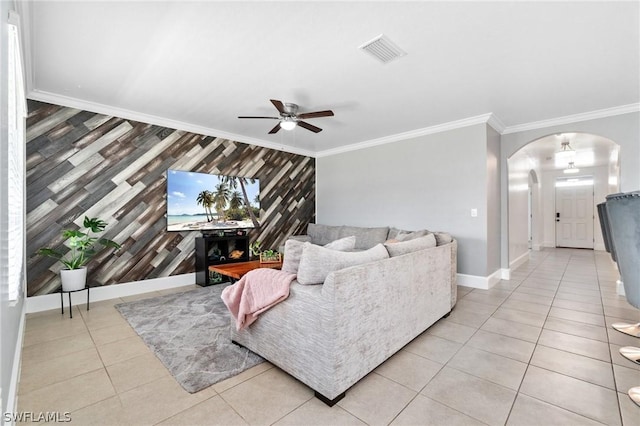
<box><xmin>166</xmin><ymin>169</ymin><xmax>260</xmax><ymax>232</ymax></box>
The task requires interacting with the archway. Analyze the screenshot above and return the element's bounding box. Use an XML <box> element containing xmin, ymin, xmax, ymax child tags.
<box><xmin>506</xmin><ymin>132</ymin><xmax>620</xmax><ymax>271</ymax></box>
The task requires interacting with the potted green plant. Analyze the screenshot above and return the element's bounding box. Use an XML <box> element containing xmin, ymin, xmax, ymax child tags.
<box><xmin>37</xmin><ymin>216</ymin><xmax>121</xmax><ymax>291</ymax></box>
<box><xmin>259</xmin><ymin>248</ymin><xmax>281</xmax><ymax>264</ymax></box>
<box><xmin>249</xmin><ymin>241</ymin><xmax>262</xmax><ymax>260</ymax></box>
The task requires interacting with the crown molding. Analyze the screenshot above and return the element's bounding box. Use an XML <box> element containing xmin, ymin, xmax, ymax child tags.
<box><xmin>502</xmin><ymin>103</ymin><xmax>640</xmax><ymax>135</ymax></box>
<box><xmin>27</xmin><ymin>90</ymin><xmax>317</xmax><ymax>158</ymax></box>
<box><xmin>27</xmin><ymin>88</ymin><xmax>638</xmax><ymax>159</ymax></box>
<box><xmin>487</xmin><ymin>113</ymin><xmax>506</xmax><ymax>134</ymax></box>
<box><xmin>316</xmin><ymin>113</ymin><xmax>493</xmax><ymax>158</ymax></box>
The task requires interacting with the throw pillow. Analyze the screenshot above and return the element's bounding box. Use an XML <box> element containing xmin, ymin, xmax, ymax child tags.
<box><xmin>384</xmin><ymin>233</ymin><xmax>437</xmax><ymax>257</ymax></box>
<box><xmin>433</xmin><ymin>232</ymin><xmax>453</xmax><ymax>246</ymax></box>
<box><xmin>281</xmin><ymin>236</ymin><xmax>356</xmax><ymax>274</ymax></box>
<box><xmin>324</xmin><ymin>235</ymin><xmax>357</xmax><ymax>250</ymax></box>
<box><xmin>396</xmin><ymin>229</ymin><xmax>430</xmax><ymax>242</ymax></box>
<box><xmin>297</xmin><ymin>243</ymin><xmax>389</xmax><ymax>285</ymax></box>
<box><xmin>387</xmin><ymin>227</ymin><xmax>405</xmax><ymax>240</ymax></box>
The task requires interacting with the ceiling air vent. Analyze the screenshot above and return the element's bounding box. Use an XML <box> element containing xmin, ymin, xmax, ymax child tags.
<box><xmin>359</xmin><ymin>34</ymin><xmax>406</xmax><ymax>64</ymax></box>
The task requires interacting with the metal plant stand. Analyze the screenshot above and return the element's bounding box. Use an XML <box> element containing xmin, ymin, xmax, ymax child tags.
<box><xmin>60</xmin><ymin>286</ymin><xmax>90</xmax><ymax>319</ymax></box>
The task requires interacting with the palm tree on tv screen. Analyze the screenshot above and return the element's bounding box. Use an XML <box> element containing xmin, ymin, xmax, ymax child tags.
<box><xmin>195</xmin><ymin>190</ymin><xmax>215</xmax><ymax>222</ymax></box>
<box><xmin>229</xmin><ymin>191</ymin><xmax>244</xmax><ymax>211</ymax></box>
<box><xmin>213</xmin><ymin>183</ymin><xmax>231</xmax><ymax>223</ymax></box>
<box><xmin>222</xmin><ymin>176</ymin><xmax>260</xmax><ymax>228</ymax></box>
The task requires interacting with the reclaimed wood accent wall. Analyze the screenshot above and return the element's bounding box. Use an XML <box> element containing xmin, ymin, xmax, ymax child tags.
<box><xmin>26</xmin><ymin>100</ymin><xmax>315</xmax><ymax>296</ymax></box>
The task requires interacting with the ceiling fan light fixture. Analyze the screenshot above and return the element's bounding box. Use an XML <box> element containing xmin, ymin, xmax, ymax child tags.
<box><xmin>280</xmin><ymin>119</ymin><xmax>297</xmax><ymax>131</ymax></box>
<box><xmin>239</xmin><ymin>99</ymin><xmax>333</xmax><ymax>134</ymax></box>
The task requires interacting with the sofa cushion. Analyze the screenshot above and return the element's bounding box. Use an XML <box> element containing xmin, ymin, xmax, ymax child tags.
<box><xmin>287</xmin><ymin>235</ymin><xmax>312</xmax><ymax>243</ymax></box>
<box><xmin>384</xmin><ymin>234</ymin><xmax>436</xmax><ymax>257</ymax></box>
<box><xmin>297</xmin><ymin>243</ymin><xmax>389</xmax><ymax>285</ymax></box>
<box><xmin>340</xmin><ymin>226</ymin><xmax>389</xmax><ymax>250</ymax></box>
<box><xmin>307</xmin><ymin>224</ymin><xmax>342</xmax><ymax>246</ymax></box>
<box><xmin>282</xmin><ymin>236</ymin><xmax>356</xmax><ymax>274</ymax></box>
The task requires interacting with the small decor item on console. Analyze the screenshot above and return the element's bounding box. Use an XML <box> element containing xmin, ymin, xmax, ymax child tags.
<box><xmin>229</xmin><ymin>250</ymin><xmax>244</xmax><ymax>260</ymax></box>
<box><xmin>259</xmin><ymin>249</ymin><xmax>281</xmax><ymax>264</ymax></box>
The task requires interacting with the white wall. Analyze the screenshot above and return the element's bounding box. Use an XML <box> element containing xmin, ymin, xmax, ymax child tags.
<box><xmin>506</xmin><ymin>149</ymin><xmax>546</xmax><ymax>267</ymax></box>
<box><xmin>508</xmin><ymin>165</ymin><xmax>530</xmax><ymax>265</ymax></box>
<box><xmin>317</xmin><ymin>123</ymin><xmax>494</xmax><ymax>278</ymax></box>
<box><xmin>500</xmin><ymin>112</ymin><xmax>640</xmax><ymax>268</ymax></box>
<box><xmin>540</xmin><ymin>165</ymin><xmax>610</xmax><ymax>249</ymax></box>
<box><xmin>531</xmin><ymin>170</ymin><xmax>544</xmax><ymax>250</ymax></box>
<box><xmin>486</xmin><ymin>126</ymin><xmax>501</xmax><ymax>274</ymax></box>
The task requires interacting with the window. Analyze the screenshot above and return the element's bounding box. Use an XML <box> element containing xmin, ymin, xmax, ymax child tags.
<box><xmin>4</xmin><ymin>20</ymin><xmax>26</xmax><ymax>302</ymax></box>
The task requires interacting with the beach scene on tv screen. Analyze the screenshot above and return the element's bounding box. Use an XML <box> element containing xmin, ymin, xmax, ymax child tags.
<box><xmin>167</xmin><ymin>169</ymin><xmax>260</xmax><ymax>231</ymax></box>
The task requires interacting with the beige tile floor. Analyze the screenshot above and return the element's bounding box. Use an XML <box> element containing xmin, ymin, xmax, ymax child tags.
<box><xmin>17</xmin><ymin>248</ymin><xmax>640</xmax><ymax>425</ymax></box>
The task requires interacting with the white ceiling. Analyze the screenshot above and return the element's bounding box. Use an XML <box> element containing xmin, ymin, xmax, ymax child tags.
<box><xmin>20</xmin><ymin>1</ymin><xmax>639</xmax><ymax>158</ymax></box>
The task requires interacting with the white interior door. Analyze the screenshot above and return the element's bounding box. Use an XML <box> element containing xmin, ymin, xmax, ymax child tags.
<box><xmin>555</xmin><ymin>184</ymin><xmax>594</xmax><ymax>248</ymax></box>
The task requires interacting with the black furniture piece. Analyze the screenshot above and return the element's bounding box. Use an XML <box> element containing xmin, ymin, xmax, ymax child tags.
<box><xmin>60</xmin><ymin>286</ymin><xmax>89</xmax><ymax>319</ymax></box>
<box><xmin>195</xmin><ymin>233</ymin><xmax>250</xmax><ymax>286</ymax></box>
<box><xmin>602</xmin><ymin>191</ymin><xmax>640</xmax><ymax>406</ymax></box>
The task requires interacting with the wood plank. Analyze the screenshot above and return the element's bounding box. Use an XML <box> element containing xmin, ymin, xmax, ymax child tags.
<box><xmin>26</xmin><ymin>107</ymin><xmax>81</xmax><ymax>142</ymax></box>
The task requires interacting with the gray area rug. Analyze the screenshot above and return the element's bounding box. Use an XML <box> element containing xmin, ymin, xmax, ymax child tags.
<box><xmin>115</xmin><ymin>284</ymin><xmax>264</xmax><ymax>393</ymax></box>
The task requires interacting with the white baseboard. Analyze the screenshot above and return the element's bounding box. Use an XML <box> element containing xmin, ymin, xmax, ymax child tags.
<box><xmin>510</xmin><ymin>251</ymin><xmax>529</xmax><ymax>270</ymax></box>
<box><xmin>542</xmin><ymin>242</ymin><xmax>605</xmax><ymax>251</ymax></box>
<box><xmin>488</xmin><ymin>269</ymin><xmax>502</xmax><ymax>288</ymax></box>
<box><xmin>6</xmin><ymin>301</ymin><xmax>26</xmax><ymax>425</ymax></box>
<box><xmin>26</xmin><ymin>273</ymin><xmax>196</xmax><ymax>314</ymax></box>
<box><xmin>457</xmin><ymin>269</ymin><xmax>502</xmax><ymax>290</ymax></box>
<box><xmin>500</xmin><ymin>268</ymin><xmax>511</xmax><ymax>280</ymax></box>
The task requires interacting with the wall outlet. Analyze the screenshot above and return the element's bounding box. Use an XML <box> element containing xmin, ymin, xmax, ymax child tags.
<box><xmin>471</xmin><ymin>208</ymin><xmax>478</xmax><ymax>217</ymax></box>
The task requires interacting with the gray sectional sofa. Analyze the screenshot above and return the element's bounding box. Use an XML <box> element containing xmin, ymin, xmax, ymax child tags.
<box><xmin>230</xmin><ymin>224</ymin><xmax>457</xmax><ymax>405</ymax></box>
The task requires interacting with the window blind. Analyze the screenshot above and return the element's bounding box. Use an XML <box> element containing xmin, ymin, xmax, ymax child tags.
<box><xmin>5</xmin><ymin>22</ymin><xmax>26</xmax><ymax>302</ymax></box>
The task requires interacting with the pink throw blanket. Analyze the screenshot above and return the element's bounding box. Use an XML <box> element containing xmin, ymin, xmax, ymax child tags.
<box><xmin>221</xmin><ymin>268</ymin><xmax>296</xmax><ymax>331</ymax></box>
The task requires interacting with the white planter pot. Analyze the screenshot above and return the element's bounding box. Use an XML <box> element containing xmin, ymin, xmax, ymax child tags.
<box><xmin>60</xmin><ymin>267</ymin><xmax>87</xmax><ymax>292</ymax></box>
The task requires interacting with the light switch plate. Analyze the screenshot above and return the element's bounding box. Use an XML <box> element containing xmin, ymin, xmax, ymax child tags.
<box><xmin>471</xmin><ymin>208</ymin><xmax>478</xmax><ymax>217</ymax></box>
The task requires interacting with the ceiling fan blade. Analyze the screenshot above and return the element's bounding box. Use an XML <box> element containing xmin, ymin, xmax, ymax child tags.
<box><xmin>268</xmin><ymin>123</ymin><xmax>282</xmax><ymax>134</ymax></box>
<box><xmin>298</xmin><ymin>121</ymin><xmax>322</xmax><ymax>133</ymax></box>
<box><xmin>270</xmin><ymin>99</ymin><xmax>286</xmax><ymax>114</ymax></box>
<box><xmin>238</xmin><ymin>116</ymin><xmax>280</xmax><ymax>119</ymax></box>
<box><xmin>297</xmin><ymin>110</ymin><xmax>334</xmax><ymax>119</ymax></box>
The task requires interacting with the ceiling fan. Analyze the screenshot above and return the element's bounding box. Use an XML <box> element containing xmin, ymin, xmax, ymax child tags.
<box><xmin>238</xmin><ymin>99</ymin><xmax>334</xmax><ymax>134</ymax></box>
